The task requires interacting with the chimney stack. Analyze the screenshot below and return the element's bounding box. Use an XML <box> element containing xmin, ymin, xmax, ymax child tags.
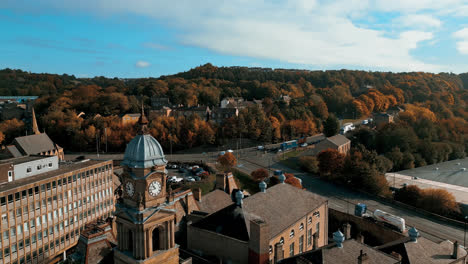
<box><xmin>274</xmin><ymin>242</ymin><xmax>284</xmax><ymax>263</ymax></box>
<box><xmin>356</xmin><ymin>232</ymin><xmax>364</xmax><ymax>244</ymax></box>
<box><xmin>408</xmin><ymin>227</ymin><xmax>419</xmax><ymax>243</ymax></box>
<box><xmin>193</xmin><ymin>188</ymin><xmax>202</xmax><ymax>202</ymax></box>
<box><xmin>452</xmin><ymin>241</ymin><xmax>461</xmax><ymax>259</ymax></box>
<box><xmin>357</xmin><ymin>250</ymin><xmax>369</xmax><ymax>264</ymax></box>
<box><xmin>248</xmin><ymin>219</ymin><xmax>269</xmax><ymax>264</ymax></box>
<box><xmin>216</xmin><ymin>173</ymin><xmax>227</xmax><ymax>192</ymax></box>
<box><xmin>343</xmin><ymin>223</ymin><xmax>351</xmax><ymax>240</ymax></box>
<box><xmin>279</xmin><ymin>174</ymin><xmax>286</xmax><ymax>184</ymax></box>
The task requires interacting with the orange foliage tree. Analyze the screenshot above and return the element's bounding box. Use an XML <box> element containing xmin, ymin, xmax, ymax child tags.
<box><xmin>317</xmin><ymin>149</ymin><xmax>345</xmax><ymax>177</ymax></box>
<box><xmin>217</xmin><ymin>152</ymin><xmax>237</xmax><ymax>171</ymax></box>
<box><xmin>251</xmin><ymin>168</ymin><xmax>269</xmax><ymax>182</ymax></box>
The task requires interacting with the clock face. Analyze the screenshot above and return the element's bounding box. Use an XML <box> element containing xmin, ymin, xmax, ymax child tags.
<box><xmin>125</xmin><ymin>182</ymin><xmax>135</xmax><ymax>197</ymax></box>
<box><xmin>148</xmin><ymin>181</ymin><xmax>161</xmax><ymax>197</ymax></box>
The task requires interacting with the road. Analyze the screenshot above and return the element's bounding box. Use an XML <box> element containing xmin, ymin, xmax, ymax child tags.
<box><xmin>65</xmin><ymin>135</ymin><xmax>466</xmax><ymax>244</ymax></box>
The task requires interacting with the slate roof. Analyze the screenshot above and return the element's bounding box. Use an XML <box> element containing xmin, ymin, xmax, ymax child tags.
<box><xmin>326</xmin><ymin>134</ymin><xmax>350</xmax><ymax>147</ymax></box>
<box><xmin>192</xmin><ymin>183</ymin><xmax>327</xmax><ymax>241</ymax></box>
<box><xmin>198</xmin><ymin>189</ymin><xmax>233</xmax><ymax>214</ymax></box>
<box><xmin>13</xmin><ymin>133</ymin><xmax>57</xmax><ymax>155</ymax></box>
<box><xmin>6</xmin><ymin>145</ymin><xmax>22</xmax><ymax>158</ymax></box>
<box><xmin>280</xmin><ymin>239</ymin><xmax>399</xmax><ymax>264</ymax></box>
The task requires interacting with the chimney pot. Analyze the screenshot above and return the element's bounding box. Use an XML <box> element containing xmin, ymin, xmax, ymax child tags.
<box><xmin>358</xmin><ymin>250</ymin><xmax>369</xmax><ymax>264</ymax></box>
<box><xmin>343</xmin><ymin>222</ymin><xmax>351</xmax><ymax>240</ymax></box>
<box><xmin>259</xmin><ymin>181</ymin><xmax>267</xmax><ymax>192</ymax></box>
<box><xmin>235</xmin><ymin>190</ymin><xmax>244</xmax><ymax>207</ymax></box>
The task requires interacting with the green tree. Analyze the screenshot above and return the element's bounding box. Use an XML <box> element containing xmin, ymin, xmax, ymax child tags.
<box><xmin>323</xmin><ymin>114</ymin><xmax>340</xmax><ymax>137</ymax></box>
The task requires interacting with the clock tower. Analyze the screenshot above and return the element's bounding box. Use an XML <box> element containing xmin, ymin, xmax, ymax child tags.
<box><xmin>114</xmin><ymin>107</ymin><xmax>179</xmax><ymax>264</ymax></box>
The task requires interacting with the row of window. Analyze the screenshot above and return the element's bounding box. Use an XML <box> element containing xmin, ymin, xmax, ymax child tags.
<box><xmin>0</xmin><ymin>171</ymin><xmax>112</xmax><ymax>206</ymax></box>
<box><xmin>25</xmin><ymin>162</ymin><xmax>53</xmax><ymax>174</ymax></box>
<box><xmin>0</xmin><ymin>199</ymin><xmax>113</xmax><ymax>241</ymax></box>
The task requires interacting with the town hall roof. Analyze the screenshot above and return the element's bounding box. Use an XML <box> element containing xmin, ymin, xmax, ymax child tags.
<box><xmin>192</xmin><ymin>183</ymin><xmax>327</xmax><ymax>241</ymax></box>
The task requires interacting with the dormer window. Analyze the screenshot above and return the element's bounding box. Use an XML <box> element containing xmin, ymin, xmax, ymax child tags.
<box><xmin>299</xmin><ymin>223</ymin><xmax>304</xmax><ymax>231</ymax></box>
<box><xmin>290</xmin><ymin>229</ymin><xmax>295</xmax><ymax>238</ymax></box>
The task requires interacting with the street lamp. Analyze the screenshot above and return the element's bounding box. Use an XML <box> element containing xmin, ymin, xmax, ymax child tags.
<box><xmin>464</xmin><ymin>216</ymin><xmax>467</xmax><ymax>248</ymax></box>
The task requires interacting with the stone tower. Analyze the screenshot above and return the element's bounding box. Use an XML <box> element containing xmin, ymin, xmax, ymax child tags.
<box><xmin>114</xmin><ymin>107</ymin><xmax>179</xmax><ymax>264</ymax></box>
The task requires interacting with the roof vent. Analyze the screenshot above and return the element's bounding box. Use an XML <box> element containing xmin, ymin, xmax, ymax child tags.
<box><xmin>259</xmin><ymin>181</ymin><xmax>267</xmax><ymax>192</ymax></box>
<box><xmin>456</xmin><ymin>162</ymin><xmax>461</xmax><ymax>165</ymax></box>
<box><xmin>333</xmin><ymin>230</ymin><xmax>345</xmax><ymax>248</ymax></box>
<box><xmin>279</xmin><ymin>174</ymin><xmax>286</xmax><ymax>184</ymax></box>
<box><xmin>435</xmin><ymin>167</ymin><xmax>439</xmax><ymax>170</ymax></box>
<box><xmin>235</xmin><ymin>190</ymin><xmax>244</xmax><ymax>207</ymax></box>
<box><xmin>461</xmin><ymin>168</ymin><xmax>466</xmax><ymax>171</ymax></box>
<box><xmin>408</xmin><ymin>227</ymin><xmax>419</xmax><ymax>243</ymax></box>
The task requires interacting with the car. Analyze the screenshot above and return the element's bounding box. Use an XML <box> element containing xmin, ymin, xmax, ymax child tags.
<box><xmin>178</xmin><ymin>167</ymin><xmax>188</xmax><ymax>173</ymax></box>
<box><xmin>361</xmin><ymin>119</ymin><xmax>369</xmax><ymax>125</ymax></box>
<box><xmin>219</xmin><ymin>151</ymin><xmax>226</xmax><ymax>156</ymax></box>
<box><xmin>185</xmin><ymin>177</ymin><xmax>196</xmax><ymax>182</ymax></box>
<box><xmin>193</xmin><ymin>176</ymin><xmax>201</xmax><ymax>181</ymax></box>
<box><xmin>277</xmin><ymin>149</ymin><xmax>282</xmax><ymax>153</ymax></box>
<box><xmin>300</xmin><ymin>143</ymin><xmax>308</xmax><ymax>147</ymax></box>
<box><xmin>227</xmin><ymin>149</ymin><xmax>234</xmax><ymax>153</ymax></box>
<box><xmin>192</xmin><ymin>165</ymin><xmax>200</xmax><ymax>169</ymax></box>
<box><xmin>195</xmin><ymin>170</ymin><xmax>205</xmax><ymax>176</ymax></box>
<box><xmin>257</xmin><ymin>146</ymin><xmax>264</xmax><ymax>150</ymax></box>
<box><xmin>170</xmin><ymin>164</ymin><xmax>178</xmax><ymax>169</ymax></box>
<box><xmin>168</xmin><ymin>176</ymin><xmax>183</xmax><ymax>183</ymax></box>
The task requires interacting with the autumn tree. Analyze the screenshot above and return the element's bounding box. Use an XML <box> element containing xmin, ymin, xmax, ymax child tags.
<box><xmin>299</xmin><ymin>156</ymin><xmax>319</xmax><ymax>174</ymax></box>
<box><xmin>285</xmin><ymin>176</ymin><xmax>303</xmax><ymax>189</ymax></box>
<box><xmin>419</xmin><ymin>188</ymin><xmax>459</xmax><ymax>215</ymax></box>
<box><xmin>0</xmin><ymin>118</ymin><xmax>25</xmax><ymax>144</ymax></box>
<box><xmin>251</xmin><ymin>168</ymin><xmax>269</xmax><ymax>182</ymax></box>
<box><xmin>317</xmin><ymin>149</ymin><xmax>345</xmax><ymax>179</ymax></box>
<box><xmin>0</xmin><ymin>131</ymin><xmax>4</xmax><ymax>145</ymax></box>
<box><xmin>217</xmin><ymin>152</ymin><xmax>237</xmax><ymax>171</ymax></box>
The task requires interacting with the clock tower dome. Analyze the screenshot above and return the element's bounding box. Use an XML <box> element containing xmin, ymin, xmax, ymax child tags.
<box><xmin>114</xmin><ymin>106</ymin><xmax>179</xmax><ymax>264</ymax></box>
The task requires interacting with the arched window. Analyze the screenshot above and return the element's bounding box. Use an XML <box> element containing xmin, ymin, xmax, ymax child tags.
<box><xmin>279</xmin><ymin>237</ymin><xmax>284</xmax><ymax>244</ymax></box>
<box><xmin>128</xmin><ymin>230</ymin><xmax>133</xmax><ymax>253</ymax></box>
<box><xmin>290</xmin><ymin>229</ymin><xmax>295</xmax><ymax>238</ymax></box>
<box><xmin>152</xmin><ymin>227</ymin><xmax>160</xmax><ymax>251</ymax></box>
<box><xmin>299</xmin><ymin>223</ymin><xmax>304</xmax><ymax>231</ymax></box>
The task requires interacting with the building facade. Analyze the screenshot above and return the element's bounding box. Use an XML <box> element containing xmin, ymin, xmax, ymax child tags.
<box><xmin>0</xmin><ymin>157</ymin><xmax>114</xmax><ymax>264</ymax></box>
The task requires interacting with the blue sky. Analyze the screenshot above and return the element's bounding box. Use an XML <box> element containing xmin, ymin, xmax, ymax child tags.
<box><xmin>1</xmin><ymin>0</ymin><xmax>468</xmax><ymax>78</ymax></box>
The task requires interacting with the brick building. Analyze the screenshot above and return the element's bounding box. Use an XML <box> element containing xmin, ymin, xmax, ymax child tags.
<box><xmin>187</xmin><ymin>179</ymin><xmax>328</xmax><ymax>264</ymax></box>
<box><xmin>0</xmin><ymin>156</ymin><xmax>114</xmax><ymax>263</ymax></box>
<box><xmin>313</xmin><ymin>134</ymin><xmax>351</xmax><ymax>155</ymax></box>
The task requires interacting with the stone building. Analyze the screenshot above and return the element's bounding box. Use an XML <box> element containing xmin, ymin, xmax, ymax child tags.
<box><xmin>113</xmin><ymin>110</ymin><xmax>193</xmax><ymax>264</ymax></box>
<box><xmin>373</xmin><ymin>113</ymin><xmax>394</xmax><ymax>127</ymax></box>
<box><xmin>121</xmin><ymin>113</ymin><xmax>141</xmax><ymax>126</ymax></box>
<box><xmin>312</xmin><ymin>134</ymin><xmax>351</xmax><ymax>155</ymax></box>
<box><xmin>187</xmin><ymin>178</ymin><xmax>329</xmax><ymax>264</ymax></box>
<box><xmin>0</xmin><ymin>155</ymin><xmax>114</xmax><ymax>263</ymax></box>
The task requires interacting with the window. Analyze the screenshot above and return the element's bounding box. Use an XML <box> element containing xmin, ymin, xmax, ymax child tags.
<box><xmin>48</xmin><ymin>162</ymin><xmax>53</xmax><ymax>168</ymax></box>
<box><xmin>1</xmin><ymin>214</ymin><xmax>6</xmax><ymax>222</ymax></box>
<box><xmin>28</xmin><ymin>188</ymin><xmax>33</xmax><ymax>197</ymax></box>
<box><xmin>16</xmin><ymin>208</ymin><xmax>21</xmax><ymax>216</ymax></box>
<box><xmin>4</xmin><ymin>247</ymin><xmax>9</xmax><ymax>257</ymax></box>
<box><xmin>46</xmin><ymin>183</ymin><xmax>51</xmax><ymax>191</ymax></box>
<box><xmin>279</xmin><ymin>237</ymin><xmax>284</xmax><ymax>244</ymax></box>
<box><xmin>25</xmin><ymin>238</ymin><xmax>29</xmax><ymax>247</ymax></box>
<box><xmin>37</xmin><ymin>165</ymin><xmax>42</xmax><ymax>170</ymax></box>
<box><xmin>299</xmin><ymin>223</ymin><xmax>304</xmax><ymax>231</ymax></box>
<box><xmin>15</xmin><ymin>192</ymin><xmax>20</xmax><ymax>201</ymax></box>
<box><xmin>308</xmin><ymin>217</ymin><xmax>312</xmax><ymax>224</ymax></box>
<box><xmin>299</xmin><ymin>235</ymin><xmax>304</xmax><ymax>254</ymax></box>
<box><xmin>289</xmin><ymin>242</ymin><xmax>294</xmax><ymax>256</ymax></box>
<box><xmin>0</xmin><ymin>197</ymin><xmax>5</xmax><ymax>206</ymax></box>
<box><xmin>316</xmin><ymin>222</ymin><xmax>320</xmax><ymax>237</ymax></box>
<box><xmin>41</xmin><ymin>184</ymin><xmax>45</xmax><ymax>192</ymax></box>
<box><xmin>17</xmin><ymin>224</ymin><xmax>22</xmax><ymax>235</ymax></box>
<box><xmin>38</xmin><ymin>231</ymin><xmax>42</xmax><ymax>241</ymax></box>
<box><xmin>8</xmin><ymin>171</ymin><xmax>13</xmax><ymax>182</ymax></box>
<box><xmin>58</xmin><ymin>179</ymin><xmax>62</xmax><ymax>185</ymax></box>
<box><xmin>52</xmin><ymin>181</ymin><xmax>56</xmax><ymax>189</ymax></box>
<box><xmin>27</xmin><ymin>167</ymin><xmax>32</xmax><ymax>173</ymax></box>
<box><xmin>30</xmin><ymin>219</ymin><xmax>35</xmax><ymax>228</ymax></box>
<box><xmin>18</xmin><ymin>240</ymin><xmax>23</xmax><ymax>250</ymax></box>
<box><xmin>308</xmin><ymin>229</ymin><xmax>312</xmax><ymax>246</ymax></box>
<box><xmin>34</xmin><ymin>186</ymin><xmax>39</xmax><ymax>194</ymax></box>
<box><xmin>290</xmin><ymin>229</ymin><xmax>295</xmax><ymax>238</ymax></box>
<box><xmin>11</xmin><ymin>243</ymin><xmax>17</xmax><ymax>253</ymax></box>
<box><xmin>269</xmin><ymin>245</ymin><xmax>272</xmax><ymax>255</ymax></box>
<box><xmin>44</xmin><ymin>244</ymin><xmax>49</xmax><ymax>252</ymax></box>
<box><xmin>8</xmin><ymin>194</ymin><xmax>13</xmax><ymax>203</ymax></box>
<box><xmin>3</xmin><ymin>231</ymin><xmax>8</xmax><ymax>240</ymax></box>
<box><xmin>10</xmin><ymin>227</ymin><xmax>15</xmax><ymax>237</ymax></box>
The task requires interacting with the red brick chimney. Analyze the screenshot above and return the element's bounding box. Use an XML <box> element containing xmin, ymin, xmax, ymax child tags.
<box><xmin>193</xmin><ymin>188</ymin><xmax>202</xmax><ymax>202</ymax></box>
<box><xmin>216</xmin><ymin>173</ymin><xmax>226</xmax><ymax>192</ymax></box>
<box><xmin>358</xmin><ymin>250</ymin><xmax>369</xmax><ymax>264</ymax></box>
<box><xmin>248</xmin><ymin>219</ymin><xmax>270</xmax><ymax>264</ymax></box>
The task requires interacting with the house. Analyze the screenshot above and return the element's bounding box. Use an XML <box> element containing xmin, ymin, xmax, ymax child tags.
<box><xmin>121</xmin><ymin>113</ymin><xmax>141</xmax><ymax>126</ymax></box>
<box><xmin>151</xmin><ymin>96</ymin><xmax>171</xmax><ymax>110</ymax></box>
<box><xmin>210</xmin><ymin>107</ymin><xmax>239</xmax><ymax>123</ymax></box>
<box><xmin>376</xmin><ymin>227</ymin><xmax>467</xmax><ymax>264</ymax></box>
<box><xmin>149</xmin><ymin>106</ymin><xmax>172</xmax><ymax>118</ymax></box>
<box><xmin>279</xmin><ymin>235</ymin><xmax>400</xmax><ymax>264</ymax></box>
<box><xmin>279</xmin><ymin>95</ymin><xmax>292</xmax><ymax>105</ymax></box>
<box><xmin>373</xmin><ymin>113</ymin><xmax>394</xmax><ymax>127</ymax></box>
<box><xmin>313</xmin><ymin>134</ymin><xmax>351</xmax><ymax>155</ymax></box>
<box><xmin>187</xmin><ymin>179</ymin><xmax>329</xmax><ymax>264</ymax></box>
<box><xmin>172</xmin><ymin>106</ymin><xmax>211</xmax><ymax>121</ymax></box>
<box><xmin>221</xmin><ymin>97</ymin><xmax>245</xmax><ymax>108</ymax></box>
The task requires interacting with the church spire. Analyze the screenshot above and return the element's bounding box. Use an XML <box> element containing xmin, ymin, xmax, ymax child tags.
<box><xmin>138</xmin><ymin>102</ymin><xmax>149</xmax><ymax>134</ymax></box>
<box><xmin>32</xmin><ymin>107</ymin><xmax>40</xmax><ymax>135</ymax></box>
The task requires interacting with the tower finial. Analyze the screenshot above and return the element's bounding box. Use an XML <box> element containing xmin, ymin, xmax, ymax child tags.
<box><xmin>138</xmin><ymin>101</ymin><xmax>149</xmax><ymax>134</ymax></box>
<box><xmin>32</xmin><ymin>107</ymin><xmax>40</xmax><ymax>135</ymax></box>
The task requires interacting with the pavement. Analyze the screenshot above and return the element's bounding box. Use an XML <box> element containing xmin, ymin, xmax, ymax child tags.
<box><xmin>65</xmin><ymin>134</ymin><xmax>468</xmax><ymax>244</ymax></box>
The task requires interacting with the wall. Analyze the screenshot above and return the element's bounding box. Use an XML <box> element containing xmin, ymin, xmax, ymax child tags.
<box><xmin>187</xmin><ymin>225</ymin><xmax>249</xmax><ymax>264</ymax></box>
<box><xmin>328</xmin><ymin>208</ymin><xmax>404</xmax><ymax>247</ymax></box>
<box><xmin>13</xmin><ymin>156</ymin><xmax>59</xmax><ymax>180</ymax></box>
<box><xmin>0</xmin><ymin>162</ymin><xmax>13</xmax><ymax>184</ymax></box>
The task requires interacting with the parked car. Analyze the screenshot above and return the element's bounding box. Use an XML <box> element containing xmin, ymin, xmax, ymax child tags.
<box><xmin>300</xmin><ymin>143</ymin><xmax>308</xmax><ymax>147</ymax></box>
<box><xmin>193</xmin><ymin>176</ymin><xmax>201</xmax><ymax>181</ymax></box>
<box><xmin>257</xmin><ymin>146</ymin><xmax>264</xmax><ymax>150</ymax></box>
<box><xmin>361</xmin><ymin>119</ymin><xmax>369</xmax><ymax>125</ymax></box>
<box><xmin>169</xmin><ymin>164</ymin><xmax>178</xmax><ymax>169</ymax></box>
<box><xmin>192</xmin><ymin>165</ymin><xmax>200</xmax><ymax>169</ymax></box>
<box><xmin>227</xmin><ymin>149</ymin><xmax>234</xmax><ymax>153</ymax></box>
<box><xmin>178</xmin><ymin>167</ymin><xmax>188</xmax><ymax>173</ymax></box>
<box><xmin>185</xmin><ymin>177</ymin><xmax>196</xmax><ymax>182</ymax></box>
<box><xmin>277</xmin><ymin>149</ymin><xmax>282</xmax><ymax>153</ymax></box>
<box><xmin>195</xmin><ymin>170</ymin><xmax>205</xmax><ymax>176</ymax></box>
<box><xmin>219</xmin><ymin>151</ymin><xmax>226</xmax><ymax>156</ymax></box>
<box><xmin>168</xmin><ymin>176</ymin><xmax>183</xmax><ymax>183</ymax></box>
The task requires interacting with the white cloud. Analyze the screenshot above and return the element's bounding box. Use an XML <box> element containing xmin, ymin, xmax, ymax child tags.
<box><xmin>453</xmin><ymin>28</ymin><xmax>468</xmax><ymax>55</ymax></box>
<box><xmin>135</xmin><ymin>60</ymin><xmax>150</xmax><ymax>68</ymax></box>
<box><xmin>393</xmin><ymin>14</ymin><xmax>442</xmax><ymax>29</ymax></box>
<box><xmin>6</xmin><ymin>0</ymin><xmax>464</xmax><ymax>72</ymax></box>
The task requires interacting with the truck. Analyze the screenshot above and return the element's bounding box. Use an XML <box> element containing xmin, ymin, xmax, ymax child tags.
<box><xmin>280</xmin><ymin>140</ymin><xmax>298</xmax><ymax>151</ymax></box>
<box><xmin>340</xmin><ymin>123</ymin><xmax>355</xmax><ymax>134</ymax></box>
<box><xmin>354</xmin><ymin>204</ymin><xmax>406</xmax><ymax>233</ymax></box>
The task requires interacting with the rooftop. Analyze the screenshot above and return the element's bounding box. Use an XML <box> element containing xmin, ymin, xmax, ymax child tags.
<box><xmin>13</xmin><ymin>133</ymin><xmax>57</xmax><ymax>155</ymax></box>
<box><xmin>192</xmin><ymin>183</ymin><xmax>327</xmax><ymax>241</ymax></box>
<box><xmin>0</xmin><ymin>159</ymin><xmax>110</xmax><ymax>192</ymax></box>
<box><xmin>197</xmin><ymin>189</ymin><xmax>233</xmax><ymax>214</ymax></box>
<box><xmin>0</xmin><ymin>155</ymin><xmax>46</xmax><ymax>165</ymax></box>
<box><xmin>395</xmin><ymin>157</ymin><xmax>468</xmax><ymax>188</ymax></box>
<box><xmin>280</xmin><ymin>239</ymin><xmax>399</xmax><ymax>264</ymax></box>
<box><xmin>326</xmin><ymin>134</ymin><xmax>350</xmax><ymax>147</ymax></box>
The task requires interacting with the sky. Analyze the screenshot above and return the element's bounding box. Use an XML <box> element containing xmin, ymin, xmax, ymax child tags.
<box><xmin>1</xmin><ymin>0</ymin><xmax>468</xmax><ymax>78</ymax></box>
